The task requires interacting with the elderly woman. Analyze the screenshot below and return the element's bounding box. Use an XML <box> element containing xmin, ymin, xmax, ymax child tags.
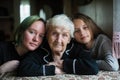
<box><xmin>17</xmin><ymin>14</ymin><xmax>98</xmax><ymax>76</ymax></box>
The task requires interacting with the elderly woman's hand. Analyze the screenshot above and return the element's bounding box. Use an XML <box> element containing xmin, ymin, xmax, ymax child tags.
<box><xmin>55</xmin><ymin>66</ymin><xmax>65</xmax><ymax>75</ymax></box>
<box><xmin>55</xmin><ymin>60</ymin><xmax>63</xmax><ymax>69</ymax></box>
<box><xmin>47</xmin><ymin>62</ymin><xmax>56</xmax><ymax>66</ymax></box>
<box><xmin>47</xmin><ymin>60</ymin><xmax>64</xmax><ymax>75</ymax></box>
<box><xmin>47</xmin><ymin>60</ymin><xmax>63</xmax><ymax>69</ymax></box>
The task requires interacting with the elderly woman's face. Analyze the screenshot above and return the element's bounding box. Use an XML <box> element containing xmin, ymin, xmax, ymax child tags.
<box><xmin>47</xmin><ymin>26</ymin><xmax>70</xmax><ymax>53</ymax></box>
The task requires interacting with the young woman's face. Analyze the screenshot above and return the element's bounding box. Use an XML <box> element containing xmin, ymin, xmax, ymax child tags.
<box><xmin>22</xmin><ymin>21</ymin><xmax>45</xmax><ymax>51</ymax></box>
<box><xmin>47</xmin><ymin>26</ymin><xmax>70</xmax><ymax>53</ymax></box>
<box><xmin>73</xmin><ymin>19</ymin><xmax>93</xmax><ymax>45</ymax></box>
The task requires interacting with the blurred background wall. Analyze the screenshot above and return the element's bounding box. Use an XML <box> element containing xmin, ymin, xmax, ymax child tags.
<box><xmin>0</xmin><ymin>0</ymin><xmax>113</xmax><ymax>41</ymax></box>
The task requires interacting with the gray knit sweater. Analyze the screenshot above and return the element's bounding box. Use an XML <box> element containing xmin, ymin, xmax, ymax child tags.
<box><xmin>91</xmin><ymin>34</ymin><xmax>119</xmax><ymax>71</ymax></box>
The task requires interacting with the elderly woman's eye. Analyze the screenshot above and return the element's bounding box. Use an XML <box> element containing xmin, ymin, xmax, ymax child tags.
<box><xmin>62</xmin><ymin>33</ymin><xmax>69</xmax><ymax>37</ymax></box>
<box><xmin>52</xmin><ymin>32</ymin><xmax>58</xmax><ymax>35</ymax></box>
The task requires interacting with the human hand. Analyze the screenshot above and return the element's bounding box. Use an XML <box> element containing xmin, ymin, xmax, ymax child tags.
<box><xmin>47</xmin><ymin>62</ymin><xmax>56</xmax><ymax>66</ymax></box>
<box><xmin>46</xmin><ymin>60</ymin><xmax>64</xmax><ymax>75</ymax></box>
<box><xmin>0</xmin><ymin>60</ymin><xmax>19</xmax><ymax>74</ymax></box>
<box><xmin>55</xmin><ymin>60</ymin><xmax>63</xmax><ymax>69</ymax></box>
<box><xmin>55</xmin><ymin>66</ymin><xmax>65</xmax><ymax>75</ymax></box>
<box><xmin>47</xmin><ymin>60</ymin><xmax>63</xmax><ymax>69</ymax></box>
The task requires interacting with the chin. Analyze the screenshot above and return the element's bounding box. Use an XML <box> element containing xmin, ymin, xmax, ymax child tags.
<box><xmin>54</xmin><ymin>49</ymin><xmax>63</xmax><ymax>52</ymax></box>
<box><xmin>29</xmin><ymin>47</ymin><xmax>37</xmax><ymax>51</ymax></box>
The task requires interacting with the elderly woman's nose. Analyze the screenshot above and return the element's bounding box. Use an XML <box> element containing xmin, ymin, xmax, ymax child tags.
<box><xmin>56</xmin><ymin>35</ymin><xmax>63</xmax><ymax>42</ymax></box>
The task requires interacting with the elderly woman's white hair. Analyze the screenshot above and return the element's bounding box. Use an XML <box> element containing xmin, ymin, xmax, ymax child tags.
<box><xmin>46</xmin><ymin>14</ymin><xmax>74</xmax><ymax>37</ymax></box>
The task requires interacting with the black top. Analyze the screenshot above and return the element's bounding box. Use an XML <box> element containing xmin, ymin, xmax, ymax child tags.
<box><xmin>0</xmin><ymin>41</ymin><xmax>20</xmax><ymax>65</ymax></box>
<box><xmin>0</xmin><ymin>41</ymin><xmax>29</xmax><ymax>65</ymax></box>
<box><xmin>17</xmin><ymin>39</ymin><xmax>99</xmax><ymax>76</ymax></box>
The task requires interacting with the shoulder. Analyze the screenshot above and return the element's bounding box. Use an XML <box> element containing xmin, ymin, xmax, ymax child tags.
<box><xmin>0</xmin><ymin>41</ymin><xmax>15</xmax><ymax>49</ymax></box>
<box><xmin>66</xmin><ymin>39</ymin><xmax>80</xmax><ymax>51</ymax></box>
<box><xmin>97</xmin><ymin>34</ymin><xmax>110</xmax><ymax>39</ymax></box>
<box><xmin>69</xmin><ymin>39</ymin><xmax>82</xmax><ymax>48</ymax></box>
<box><xmin>95</xmin><ymin>34</ymin><xmax>111</xmax><ymax>43</ymax></box>
<box><xmin>27</xmin><ymin>45</ymin><xmax>50</xmax><ymax>58</ymax></box>
<box><xmin>66</xmin><ymin>39</ymin><xmax>89</xmax><ymax>55</ymax></box>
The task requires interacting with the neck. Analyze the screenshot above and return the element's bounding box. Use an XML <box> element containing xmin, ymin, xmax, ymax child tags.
<box><xmin>16</xmin><ymin>45</ymin><xmax>28</xmax><ymax>56</ymax></box>
<box><xmin>85</xmin><ymin>40</ymin><xmax>94</xmax><ymax>49</ymax></box>
<box><xmin>52</xmin><ymin>51</ymin><xmax>63</xmax><ymax>61</ymax></box>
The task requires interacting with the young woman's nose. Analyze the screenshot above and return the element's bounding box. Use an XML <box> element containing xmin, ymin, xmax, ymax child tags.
<box><xmin>79</xmin><ymin>29</ymin><xmax>85</xmax><ymax>36</ymax></box>
<box><xmin>33</xmin><ymin>35</ymin><xmax>39</xmax><ymax>42</ymax></box>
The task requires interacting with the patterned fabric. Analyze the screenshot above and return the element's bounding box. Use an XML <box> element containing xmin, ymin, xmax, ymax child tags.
<box><xmin>1</xmin><ymin>71</ymin><xmax>120</xmax><ymax>80</ymax></box>
<box><xmin>113</xmin><ymin>32</ymin><xmax>120</xmax><ymax>59</ymax></box>
<box><xmin>113</xmin><ymin>0</ymin><xmax>120</xmax><ymax>59</ymax></box>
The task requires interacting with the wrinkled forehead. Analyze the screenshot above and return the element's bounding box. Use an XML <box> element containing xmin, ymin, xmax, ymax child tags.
<box><xmin>49</xmin><ymin>26</ymin><xmax>70</xmax><ymax>32</ymax></box>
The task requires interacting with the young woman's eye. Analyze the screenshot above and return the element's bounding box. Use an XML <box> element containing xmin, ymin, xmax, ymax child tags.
<box><xmin>74</xmin><ymin>29</ymin><xmax>80</xmax><ymax>33</ymax></box>
<box><xmin>83</xmin><ymin>26</ymin><xmax>88</xmax><ymax>30</ymax></box>
<box><xmin>39</xmin><ymin>35</ymin><xmax>44</xmax><ymax>39</ymax></box>
<box><xmin>29</xmin><ymin>30</ymin><xmax>35</xmax><ymax>34</ymax></box>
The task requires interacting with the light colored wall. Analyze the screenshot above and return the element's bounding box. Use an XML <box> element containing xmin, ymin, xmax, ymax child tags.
<box><xmin>113</xmin><ymin>0</ymin><xmax>120</xmax><ymax>32</ymax></box>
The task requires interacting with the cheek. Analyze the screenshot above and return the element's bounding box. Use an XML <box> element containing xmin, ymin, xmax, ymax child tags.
<box><xmin>22</xmin><ymin>37</ymin><xmax>29</xmax><ymax>47</ymax></box>
<box><xmin>48</xmin><ymin>36</ymin><xmax>54</xmax><ymax>46</ymax></box>
<box><xmin>64</xmin><ymin>37</ymin><xmax>70</xmax><ymax>44</ymax></box>
<box><xmin>23</xmin><ymin>33</ymin><xmax>31</xmax><ymax>43</ymax></box>
<box><xmin>48</xmin><ymin>34</ymin><xmax>55</xmax><ymax>42</ymax></box>
<box><xmin>48</xmin><ymin>39</ymin><xmax>52</xmax><ymax>45</ymax></box>
<box><xmin>37</xmin><ymin>40</ymin><xmax>43</xmax><ymax>45</ymax></box>
<box><xmin>88</xmin><ymin>31</ymin><xmax>93</xmax><ymax>39</ymax></box>
<box><xmin>74</xmin><ymin>33</ymin><xmax>80</xmax><ymax>39</ymax></box>
<box><xmin>23</xmin><ymin>34</ymin><xmax>30</xmax><ymax>41</ymax></box>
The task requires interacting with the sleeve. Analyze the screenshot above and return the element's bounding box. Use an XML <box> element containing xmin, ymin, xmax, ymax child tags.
<box><xmin>96</xmin><ymin>38</ymin><xmax>119</xmax><ymax>71</ymax></box>
<box><xmin>63</xmin><ymin>52</ymin><xmax>99</xmax><ymax>75</ymax></box>
<box><xmin>17</xmin><ymin>54</ymin><xmax>55</xmax><ymax>77</ymax></box>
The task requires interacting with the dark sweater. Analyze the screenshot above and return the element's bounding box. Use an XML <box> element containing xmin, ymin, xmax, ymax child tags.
<box><xmin>0</xmin><ymin>41</ymin><xmax>20</xmax><ymax>65</ymax></box>
<box><xmin>0</xmin><ymin>41</ymin><xmax>29</xmax><ymax>65</ymax></box>
<box><xmin>17</xmin><ymin>39</ymin><xmax>99</xmax><ymax>76</ymax></box>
